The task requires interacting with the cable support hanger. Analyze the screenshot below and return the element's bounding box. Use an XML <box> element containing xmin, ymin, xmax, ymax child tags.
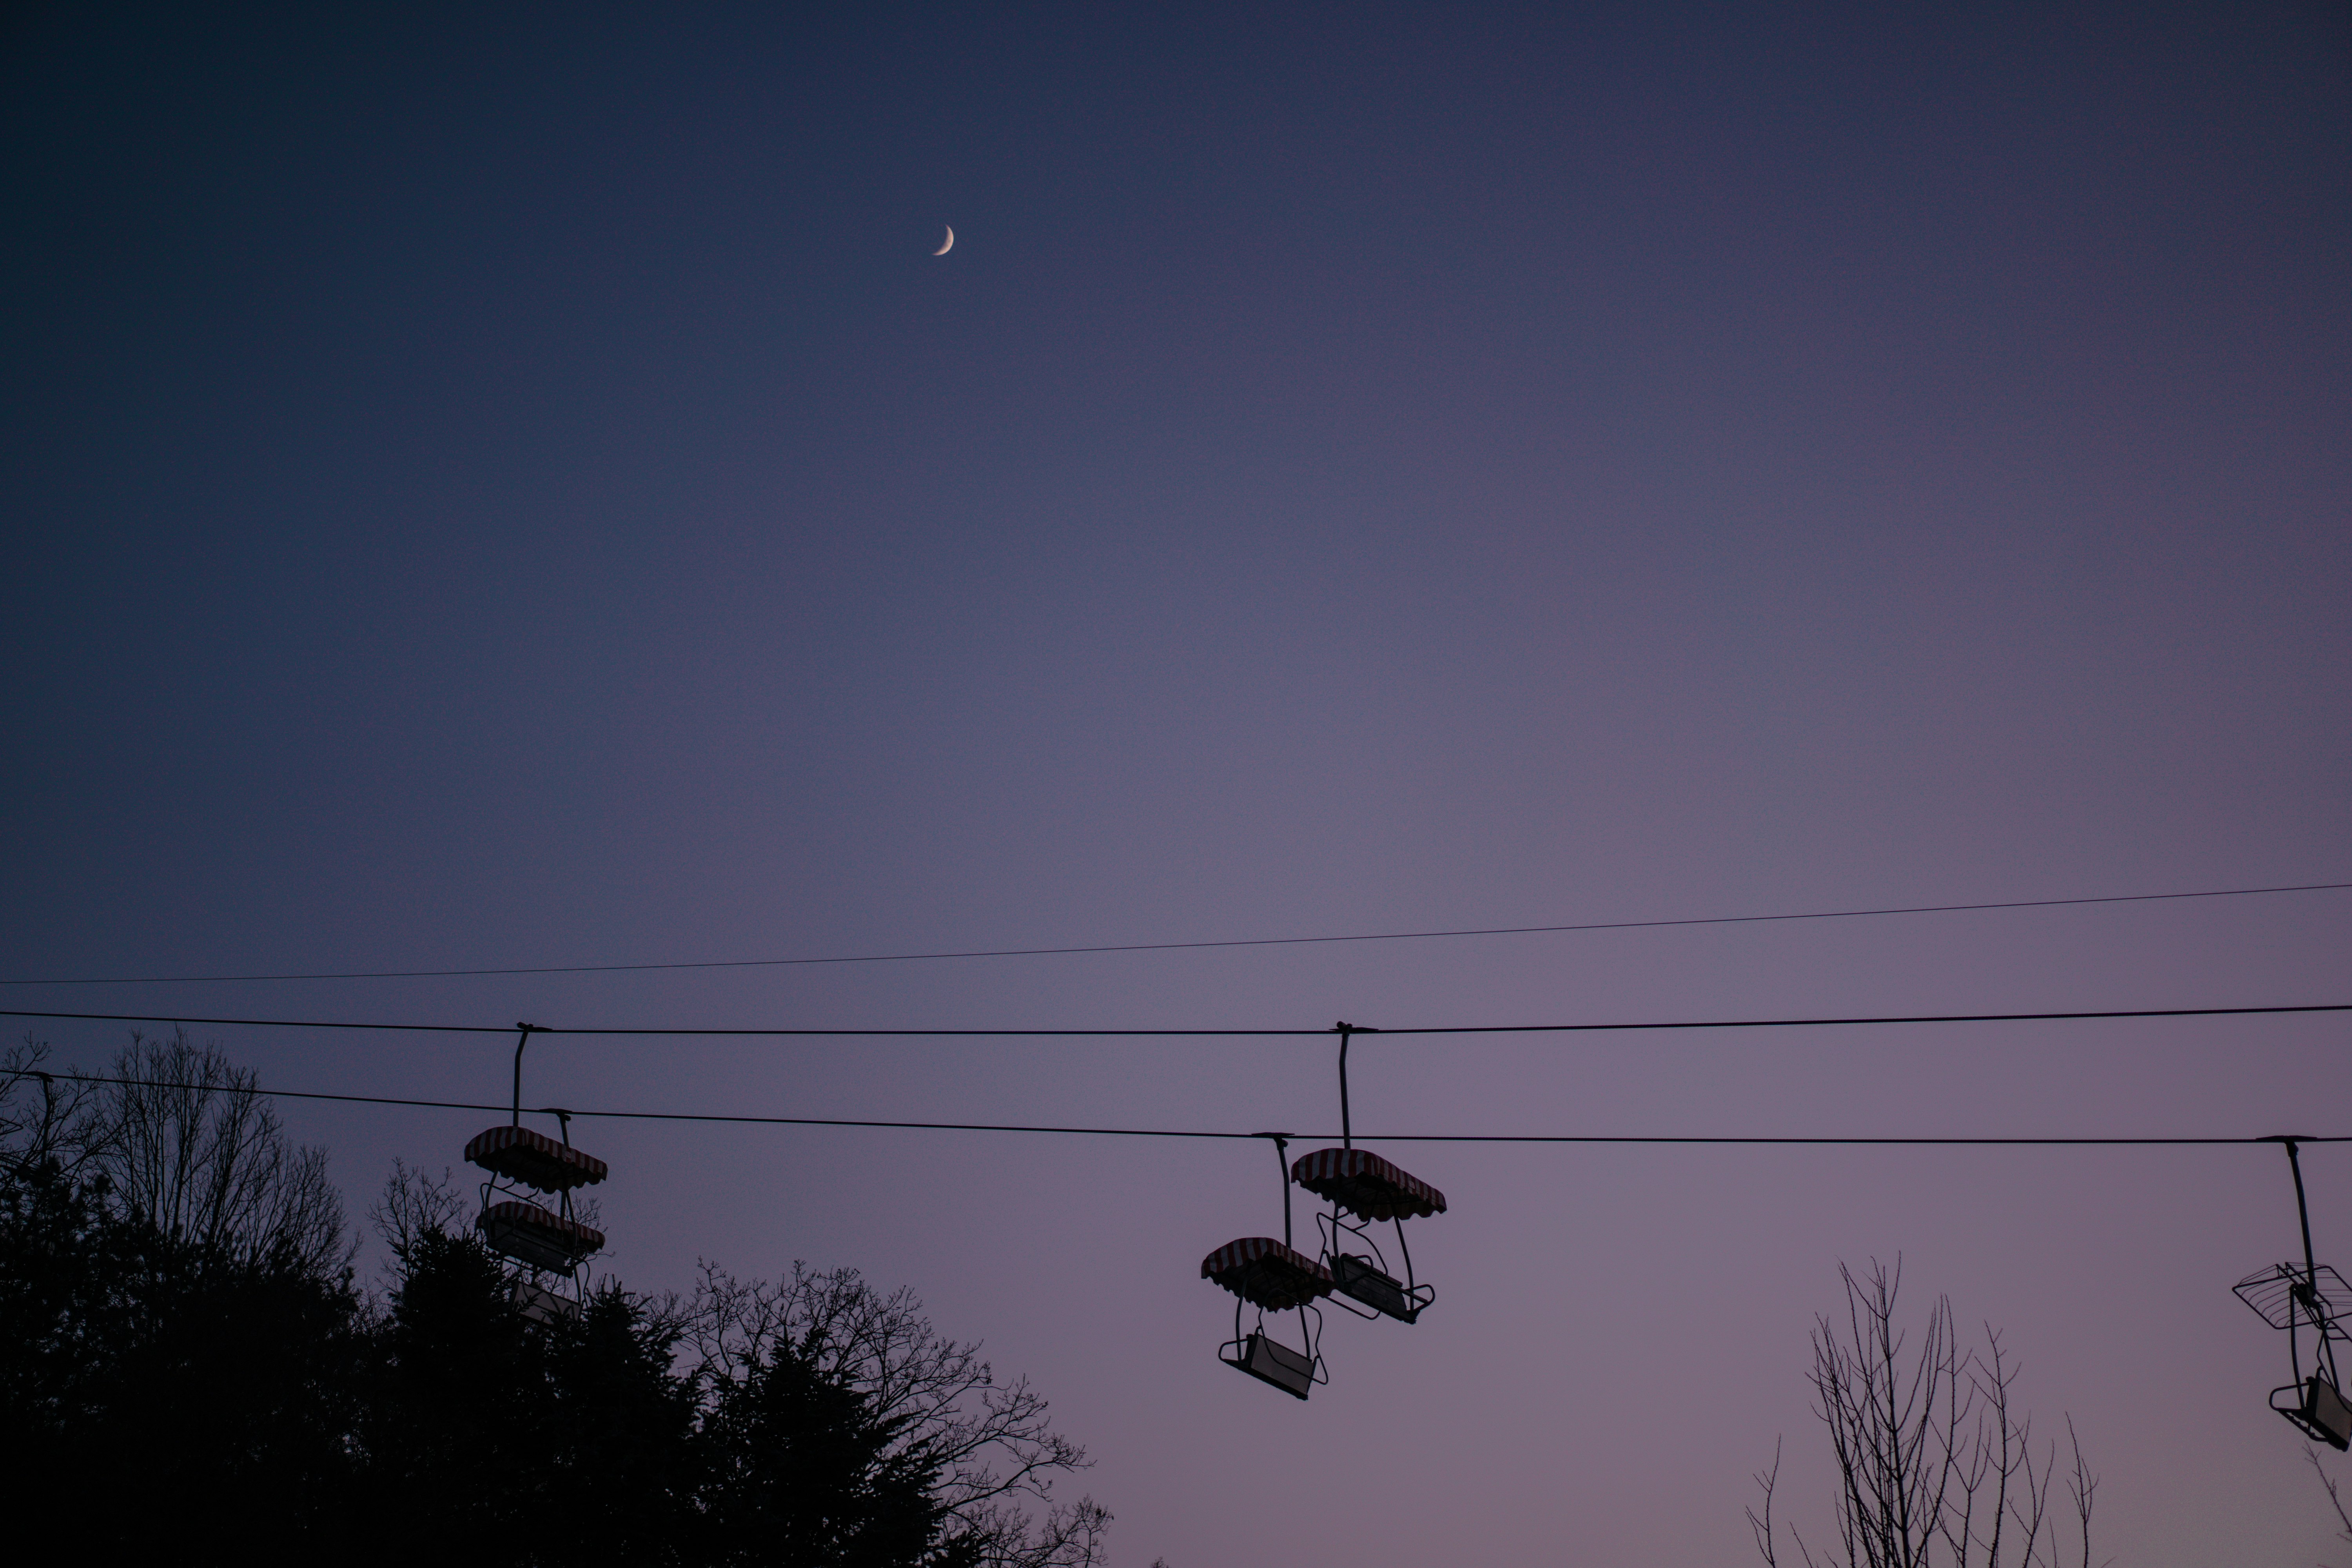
<box><xmin>4</xmin><ymin>1001</ymin><xmax>2349</xmax><ymax>1038</ymax></box>
<box><xmin>3</xmin><ymin>1070</ymin><xmax>2347</xmax><ymax>1149</ymax></box>
<box><xmin>4</xmin><ymin>879</ymin><xmax>2345</xmax><ymax>986</ymax></box>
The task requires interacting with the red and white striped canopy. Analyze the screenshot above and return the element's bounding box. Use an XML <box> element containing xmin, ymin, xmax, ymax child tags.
<box><xmin>465</xmin><ymin>1124</ymin><xmax>609</xmax><ymax>1191</ymax></box>
<box><xmin>1201</xmin><ymin>1236</ymin><xmax>1333</xmax><ymax>1311</ymax></box>
<box><xmin>478</xmin><ymin>1200</ymin><xmax>606</xmax><ymax>1268</ymax></box>
<box><xmin>1290</xmin><ymin>1147</ymin><xmax>1446</xmax><ymax>1221</ymax></box>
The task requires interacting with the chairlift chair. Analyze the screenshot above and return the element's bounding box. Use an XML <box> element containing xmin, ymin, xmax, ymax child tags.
<box><xmin>1293</xmin><ymin>1147</ymin><xmax>1443</xmax><ymax>1323</ymax></box>
<box><xmin>1202</xmin><ymin>1136</ymin><xmax>1332</xmax><ymax>1399</ymax></box>
<box><xmin>1202</xmin><ymin>1238</ymin><xmax>1330</xmax><ymax>1400</ymax></box>
<box><xmin>1291</xmin><ymin>1024</ymin><xmax>1447</xmax><ymax>1324</ymax></box>
<box><xmin>465</xmin><ymin>1024</ymin><xmax>608</xmax><ymax>1311</ymax></box>
<box><xmin>2234</xmin><ymin>1138</ymin><xmax>2351</xmax><ymax>1449</ymax></box>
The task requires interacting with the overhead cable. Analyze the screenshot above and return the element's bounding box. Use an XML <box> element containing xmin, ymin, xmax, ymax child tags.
<box><xmin>4</xmin><ymin>878</ymin><xmax>2345</xmax><ymax>986</ymax></box>
<box><xmin>15</xmin><ymin>1071</ymin><xmax>2348</xmax><ymax>1147</ymax></box>
<box><xmin>4</xmin><ymin>1001</ymin><xmax>2348</xmax><ymax>1037</ymax></box>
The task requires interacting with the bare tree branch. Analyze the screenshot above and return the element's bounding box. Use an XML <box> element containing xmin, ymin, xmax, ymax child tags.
<box><xmin>2307</xmin><ymin>1446</ymin><xmax>2352</xmax><ymax>1568</ymax></box>
<box><xmin>369</xmin><ymin>1158</ymin><xmax>466</xmax><ymax>1270</ymax></box>
<box><xmin>1749</xmin><ymin>1437</ymin><xmax>1784</xmax><ymax>1568</ymax></box>
<box><xmin>0</xmin><ymin>1037</ymin><xmax>105</xmax><ymax>1175</ymax></box>
<box><xmin>5</xmin><ymin>1030</ymin><xmax>350</xmax><ymax>1278</ymax></box>
<box><xmin>85</xmin><ymin>1029</ymin><xmax>352</xmax><ymax>1277</ymax></box>
<box><xmin>1756</xmin><ymin>1259</ymin><xmax>2095</xmax><ymax>1568</ymax></box>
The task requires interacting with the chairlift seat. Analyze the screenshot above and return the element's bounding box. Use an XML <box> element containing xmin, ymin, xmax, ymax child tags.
<box><xmin>466</xmin><ymin>1124</ymin><xmax>609</xmax><ymax>1192</ymax></box>
<box><xmin>479</xmin><ymin>1200</ymin><xmax>604</xmax><ymax>1270</ymax></box>
<box><xmin>1290</xmin><ymin>1148</ymin><xmax>1446</xmax><ymax>1222</ymax></box>
<box><xmin>1201</xmin><ymin>1238</ymin><xmax>1333</xmax><ymax>1311</ymax></box>
<box><xmin>1330</xmin><ymin>1252</ymin><xmax>1430</xmax><ymax>1323</ymax></box>
<box><xmin>2275</xmin><ymin>1374</ymin><xmax>2352</xmax><ymax>1450</ymax></box>
<box><xmin>511</xmin><ymin>1279</ymin><xmax>583</xmax><ymax>1326</ymax></box>
<box><xmin>1221</xmin><ymin>1330</ymin><xmax>1316</xmax><ymax>1399</ymax></box>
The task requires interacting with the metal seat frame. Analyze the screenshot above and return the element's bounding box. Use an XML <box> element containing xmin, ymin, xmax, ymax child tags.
<box><xmin>1218</xmin><ymin>1305</ymin><xmax>1325</xmax><ymax>1400</ymax></box>
<box><xmin>1317</xmin><ymin>1208</ymin><xmax>1435</xmax><ymax>1324</ymax></box>
<box><xmin>2273</xmin><ymin>1373</ymin><xmax>2352</xmax><ymax>1450</ymax></box>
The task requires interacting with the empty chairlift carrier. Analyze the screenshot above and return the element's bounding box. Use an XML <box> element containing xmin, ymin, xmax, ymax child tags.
<box><xmin>465</xmin><ymin>1023</ymin><xmax>609</xmax><ymax>1323</ymax></box>
<box><xmin>1295</xmin><ymin>1023</ymin><xmax>1445</xmax><ymax>1325</ymax></box>
<box><xmin>1200</xmin><ymin>1023</ymin><xmax>1451</xmax><ymax>1399</ymax></box>
<box><xmin>2234</xmin><ymin>1136</ymin><xmax>2352</xmax><ymax>1450</ymax></box>
<box><xmin>1202</xmin><ymin>1134</ymin><xmax>1331</xmax><ymax>1399</ymax></box>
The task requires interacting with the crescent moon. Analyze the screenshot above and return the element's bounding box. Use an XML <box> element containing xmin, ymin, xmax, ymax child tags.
<box><xmin>933</xmin><ymin>225</ymin><xmax>954</xmax><ymax>256</ymax></box>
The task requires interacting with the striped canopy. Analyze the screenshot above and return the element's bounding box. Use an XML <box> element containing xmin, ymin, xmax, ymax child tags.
<box><xmin>465</xmin><ymin>1124</ymin><xmax>609</xmax><ymax>1191</ymax></box>
<box><xmin>1290</xmin><ymin>1147</ymin><xmax>1446</xmax><ymax>1221</ymax></box>
<box><xmin>1201</xmin><ymin>1237</ymin><xmax>1333</xmax><ymax>1311</ymax></box>
<box><xmin>478</xmin><ymin>1200</ymin><xmax>606</xmax><ymax>1269</ymax></box>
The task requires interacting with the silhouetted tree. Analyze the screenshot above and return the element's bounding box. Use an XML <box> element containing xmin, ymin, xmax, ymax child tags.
<box><xmin>696</xmin><ymin>1338</ymin><xmax>957</xmax><ymax>1565</ymax></box>
<box><xmin>89</xmin><ymin>1027</ymin><xmax>352</xmax><ymax>1276</ymax></box>
<box><xmin>0</xmin><ymin>1130</ymin><xmax>367</xmax><ymax>1564</ymax></box>
<box><xmin>684</xmin><ymin>1263</ymin><xmax>1109</xmax><ymax>1567</ymax></box>
<box><xmin>0</xmin><ymin>1037</ymin><xmax>1107</xmax><ymax>1568</ymax></box>
<box><xmin>363</xmin><ymin>1224</ymin><xmax>567</xmax><ymax>1552</ymax></box>
<box><xmin>1749</xmin><ymin>1260</ymin><xmax>2096</xmax><ymax>1568</ymax></box>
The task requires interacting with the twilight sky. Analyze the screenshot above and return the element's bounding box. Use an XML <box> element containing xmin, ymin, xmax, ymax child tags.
<box><xmin>5</xmin><ymin>4</ymin><xmax>2350</xmax><ymax>1562</ymax></box>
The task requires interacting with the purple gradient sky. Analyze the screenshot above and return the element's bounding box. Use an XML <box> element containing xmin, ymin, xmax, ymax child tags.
<box><xmin>5</xmin><ymin>4</ymin><xmax>2350</xmax><ymax>1561</ymax></box>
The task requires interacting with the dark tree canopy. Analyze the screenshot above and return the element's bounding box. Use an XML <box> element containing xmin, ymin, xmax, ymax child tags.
<box><xmin>0</xmin><ymin>1145</ymin><xmax>369</xmax><ymax>1558</ymax></box>
<box><xmin>0</xmin><ymin>1038</ymin><xmax>1106</xmax><ymax>1568</ymax></box>
<box><xmin>698</xmin><ymin>1341</ymin><xmax>953</xmax><ymax>1566</ymax></box>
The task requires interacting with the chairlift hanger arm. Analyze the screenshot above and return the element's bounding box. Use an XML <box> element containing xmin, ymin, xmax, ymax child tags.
<box><xmin>1254</xmin><ymin>1132</ymin><xmax>1294</xmax><ymax>1248</ymax></box>
<box><xmin>2263</xmin><ymin>1136</ymin><xmax>2322</xmax><ymax>1287</ymax></box>
<box><xmin>1334</xmin><ymin>1021</ymin><xmax>1378</xmax><ymax>1151</ymax></box>
<box><xmin>510</xmin><ymin>1022</ymin><xmax>544</xmax><ymax>1125</ymax></box>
